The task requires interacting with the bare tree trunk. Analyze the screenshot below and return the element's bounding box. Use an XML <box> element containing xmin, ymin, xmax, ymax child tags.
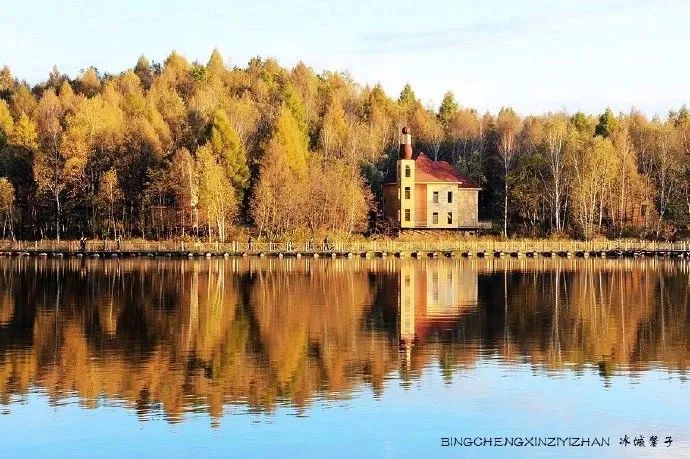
<box><xmin>503</xmin><ymin>176</ymin><xmax>508</xmax><ymax>238</ymax></box>
<box><xmin>55</xmin><ymin>191</ymin><xmax>61</xmax><ymax>242</ymax></box>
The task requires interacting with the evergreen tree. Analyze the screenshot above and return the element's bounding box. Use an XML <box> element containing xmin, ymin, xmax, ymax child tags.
<box><xmin>208</xmin><ymin>109</ymin><xmax>250</xmax><ymax>200</ymax></box>
<box><xmin>398</xmin><ymin>83</ymin><xmax>416</xmax><ymax>107</ymax></box>
<box><xmin>595</xmin><ymin>108</ymin><xmax>617</xmax><ymax>138</ymax></box>
<box><xmin>268</xmin><ymin>104</ymin><xmax>309</xmax><ymax>177</ymax></box>
<box><xmin>438</xmin><ymin>91</ymin><xmax>459</xmax><ymax>130</ymax></box>
<box><xmin>282</xmin><ymin>83</ymin><xmax>309</xmax><ymax>135</ymax></box>
<box><xmin>570</xmin><ymin>111</ymin><xmax>590</xmax><ymax>134</ymax></box>
<box><xmin>206</xmin><ymin>48</ymin><xmax>226</xmax><ymax>79</ymax></box>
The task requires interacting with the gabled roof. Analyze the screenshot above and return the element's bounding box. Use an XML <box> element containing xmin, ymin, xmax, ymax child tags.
<box><xmin>383</xmin><ymin>153</ymin><xmax>479</xmax><ymax>188</ymax></box>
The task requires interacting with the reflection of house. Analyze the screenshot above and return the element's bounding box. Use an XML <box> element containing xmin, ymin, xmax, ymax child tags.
<box><xmin>399</xmin><ymin>261</ymin><xmax>478</xmax><ymax>345</ymax></box>
<box><xmin>383</xmin><ymin>127</ymin><xmax>483</xmax><ymax>230</ymax></box>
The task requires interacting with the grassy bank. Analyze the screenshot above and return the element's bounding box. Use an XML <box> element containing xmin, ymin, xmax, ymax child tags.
<box><xmin>1</xmin><ymin>237</ymin><xmax>689</xmax><ymax>254</ymax></box>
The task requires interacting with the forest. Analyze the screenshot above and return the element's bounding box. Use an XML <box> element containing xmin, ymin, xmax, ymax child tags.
<box><xmin>0</xmin><ymin>49</ymin><xmax>689</xmax><ymax>241</ymax></box>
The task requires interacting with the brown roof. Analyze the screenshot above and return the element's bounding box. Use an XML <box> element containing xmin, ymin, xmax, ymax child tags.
<box><xmin>383</xmin><ymin>153</ymin><xmax>479</xmax><ymax>188</ymax></box>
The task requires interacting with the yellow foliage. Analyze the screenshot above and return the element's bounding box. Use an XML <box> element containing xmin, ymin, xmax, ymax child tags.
<box><xmin>8</xmin><ymin>112</ymin><xmax>37</xmax><ymax>149</ymax></box>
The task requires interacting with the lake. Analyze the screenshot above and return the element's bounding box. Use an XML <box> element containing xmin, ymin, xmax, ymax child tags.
<box><xmin>0</xmin><ymin>257</ymin><xmax>688</xmax><ymax>458</ymax></box>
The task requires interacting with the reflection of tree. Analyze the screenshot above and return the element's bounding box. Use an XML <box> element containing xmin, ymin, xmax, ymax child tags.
<box><xmin>0</xmin><ymin>257</ymin><xmax>688</xmax><ymax>423</ymax></box>
<box><xmin>480</xmin><ymin>258</ymin><xmax>690</xmax><ymax>374</ymax></box>
<box><xmin>0</xmin><ymin>258</ymin><xmax>400</xmax><ymax>422</ymax></box>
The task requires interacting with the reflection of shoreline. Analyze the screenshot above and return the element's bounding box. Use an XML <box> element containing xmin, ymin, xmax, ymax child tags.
<box><xmin>0</xmin><ymin>258</ymin><xmax>688</xmax><ymax>422</ymax></box>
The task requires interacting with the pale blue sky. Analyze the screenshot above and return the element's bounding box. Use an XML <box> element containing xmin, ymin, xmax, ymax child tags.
<box><xmin>2</xmin><ymin>0</ymin><xmax>690</xmax><ymax>115</ymax></box>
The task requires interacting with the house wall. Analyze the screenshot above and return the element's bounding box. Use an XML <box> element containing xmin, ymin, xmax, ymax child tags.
<box><xmin>424</xmin><ymin>183</ymin><xmax>458</xmax><ymax>228</ymax></box>
<box><xmin>456</xmin><ymin>188</ymin><xmax>479</xmax><ymax>227</ymax></box>
<box><xmin>382</xmin><ymin>184</ymin><xmax>398</xmax><ymax>221</ymax></box>
<box><xmin>399</xmin><ymin>159</ymin><xmax>416</xmax><ymax>229</ymax></box>
<box><xmin>415</xmin><ymin>184</ymin><xmax>427</xmax><ymax>227</ymax></box>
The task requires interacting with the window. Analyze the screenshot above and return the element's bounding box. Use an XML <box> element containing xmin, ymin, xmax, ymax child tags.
<box><xmin>641</xmin><ymin>204</ymin><xmax>647</xmax><ymax>217</ymax></box>
<box><xmin>432</xmin><ymin>191</ymin><xmax>439</xmax><ymax>203</ymax></box>
<box><xmin>404</xmin><ymin>209</ymin><xmax>411</xmax><ymax>222</ymax></box>
<box><xmin>447</xmin><ymin>212</ymin><xmax>453</xmax><ymax>224</ymax></box>
<box><xmin>404</xmin><ymin>275</ymin><xmax>410</xmax><ymax>287</ymax></box>
<box><xmin>447</xmin><ymin>191</ymin><xmax>453</xmax><ymax>203</ymax></box>
<box><xmin>404</xmin><ymin>165</ymin><xmax>411</xmax><ymax>178</ymax></box>
<box><xmin>404</xmin><ymin>187</ymin><xmax>411</xmax><ymax>199</ymax></box>
<box><xmin>432</xmin><ymin>212</ymin><xmax>439</xmax><ymax>224</ymax></box>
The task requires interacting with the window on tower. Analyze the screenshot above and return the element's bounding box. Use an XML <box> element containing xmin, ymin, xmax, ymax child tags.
<box><xmin>405</xmin><ymin>165</ymin><xmax>411</xmax><ymax>178</ymax></box>
<box><xmin>404</xmin><ymin>209</ymin><xmax>411</xmax><ymax>222</ymax></box>
<box><xmin>404</xmin><ymin>187</ymin><xmax>411</xmax><ymax>199</ymax></box>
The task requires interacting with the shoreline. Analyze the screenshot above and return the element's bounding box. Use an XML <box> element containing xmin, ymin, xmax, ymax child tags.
<box><xmin>1</xmin><ymin>238</ymin><xmax>690</xmax><ymax>257</ymax></box>
<box><xmin>1</xmin><ymin>248</ymin><xmax>689</xmax><ymax>260</ymax></box>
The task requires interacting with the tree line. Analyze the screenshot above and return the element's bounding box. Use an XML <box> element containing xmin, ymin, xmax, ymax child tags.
<box><xmin>0</xmin><ymin>49</ymin><xmax>689</xmax><ymax>241</ymax></box>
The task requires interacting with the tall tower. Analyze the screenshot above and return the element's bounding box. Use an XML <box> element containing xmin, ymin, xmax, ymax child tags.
<box><xmin>397</xmin><ymin>127</ymin><xmax>415</xmax><ymax>228</ymax></box>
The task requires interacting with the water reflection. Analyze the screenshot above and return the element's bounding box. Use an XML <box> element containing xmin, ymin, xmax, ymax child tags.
<box><xmin>0</xmin><ymin>257</ymin><xmax>688</xmax><ymax>423</ymax></box>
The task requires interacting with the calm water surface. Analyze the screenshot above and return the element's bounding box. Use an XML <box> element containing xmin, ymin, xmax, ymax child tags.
<box><xmin>0</xmin><ymin>257</ymin><xmax>689</xmax><ymax>458</ymax></box>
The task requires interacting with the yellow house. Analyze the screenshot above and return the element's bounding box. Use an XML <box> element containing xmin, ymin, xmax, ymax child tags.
<box><xmin>383</xmin><ymin>127</ymin><xmax>483</xmax><ymax>231</ymax></box>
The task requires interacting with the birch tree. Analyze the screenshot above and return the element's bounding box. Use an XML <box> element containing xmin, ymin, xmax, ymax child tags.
<box><xmin>543</xmin><ymin>115</ymin><xmax>570</xmax><ymax>232</ymax></box>
<box><xmin>496</xmin><ymin>108</ymin><xmax>521</xmax><ymax>237</ymax></box>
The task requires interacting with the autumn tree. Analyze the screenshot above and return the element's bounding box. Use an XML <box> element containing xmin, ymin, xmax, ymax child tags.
<box><xmin>96</xmin><ymin>168</ymin><xmax>123</xmax><ymax>238</ymax></box>
<box><xmin>542</xmin><ymin>115</ymin><xmax>570</xmax><ymax>232</ymax></box>
<box><xmin>251</xmin><ymin>105</ymin><xmax>310</xmax><ymax>237</ymax></box>
<box><xmin>0</xmin><ymin>100</ymin><xmax>13</xmax><ymax>145</ymax></box>
<box><xmin>306</xmin><ymin>158</ymin><xmax>371</xmax><ymax>234</ymax></box>
<box><xmin>570</xmin><ymin>135</ymin><xmax>617</xmax><ymax>239</ymax></box>
<box><xmin>76</xmin><ymin>67</ymin><xmax>101</xmax><ymax>97</ymax></box>
<box><xmin>197</xmin><ymin>144</ymin><xmax>235</xmax><ymax>241</ymax></box>
<box><xmin>168</xmin><ymin>147</ymin><xmax>199</xmax><ymax>235</ymax></box>
<box><xmin>134</xmin><ymin>55</ymin><xmax>154</xmax><ymax>90</ymax></box>
<box><xmin>33</xmin><ymin>89</ymin><xmax>66</xmax><ymax>238</ymax></box>
<box><xmin>648</xmin><ymin>122</ymin><xmax>681</xmax><ymax>236</ymax></box>
<box><xmin>0</xmin><ymin>178</ymin><xmax>15</xmax><ymax>238</ymax></box>
<box><xmin>8</xmin><ymin>113</ymin><xmax>37</xmax><ymax>149</ymax></box>
<box><xmin>495</xmin><ymin>107</ymin><xmax>521</xmax><ymax>237</ymax></box>
<box><xmin>319</xmin><ymin>95</ymin><xmax>348</xmax><ymax>158</ymax></box>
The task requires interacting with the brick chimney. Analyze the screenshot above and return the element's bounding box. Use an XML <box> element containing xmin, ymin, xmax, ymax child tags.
<box><xmin>399</xmin><ymin>126</ymin><xmax>413</xmax><ymax>160</ymax></box>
